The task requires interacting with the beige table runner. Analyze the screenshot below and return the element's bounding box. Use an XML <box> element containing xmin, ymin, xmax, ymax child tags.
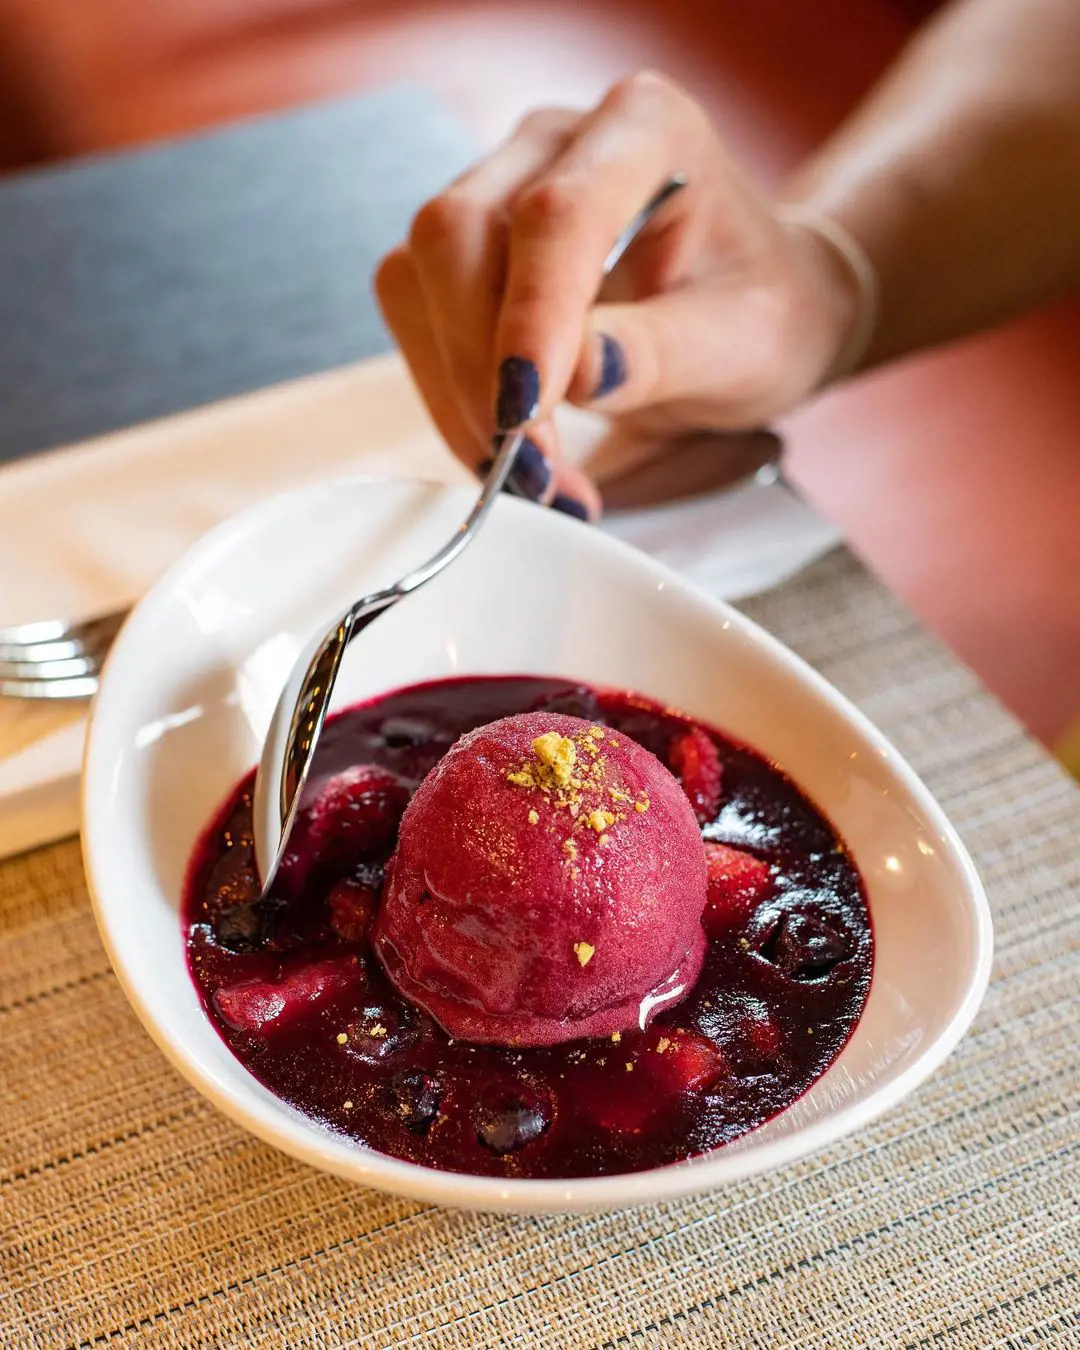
<box><xmin>2</xmin><ymin>550</ymin><xmax>1077</xmax><ymax>1348</ymax></box>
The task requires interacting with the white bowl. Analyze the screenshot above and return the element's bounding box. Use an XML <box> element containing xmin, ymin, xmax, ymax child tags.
<box><xmin>83</xmin><ymin>477</ymin><xmax>991</xmax><ymax>1213</ymax></box>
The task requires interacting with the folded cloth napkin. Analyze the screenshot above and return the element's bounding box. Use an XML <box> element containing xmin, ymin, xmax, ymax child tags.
<box><xmin>0</xmin><ymin>352</ymin><xmax>837</xmax><ymax>858</ymax></box>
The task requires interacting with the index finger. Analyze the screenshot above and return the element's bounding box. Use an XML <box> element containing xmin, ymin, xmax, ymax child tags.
<box><xmin>492</xmin><ymin>73</ymin><xmax>704</xmax><ymax>431</ymax></box>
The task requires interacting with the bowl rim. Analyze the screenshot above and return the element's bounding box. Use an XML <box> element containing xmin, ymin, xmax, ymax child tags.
<box><xmin>82</xmin><ymin>475</ymin><xmax>994</xmax><ymax>1213</ymax></box>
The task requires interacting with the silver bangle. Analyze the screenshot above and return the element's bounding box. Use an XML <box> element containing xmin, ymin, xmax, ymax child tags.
<box><xmin>777</xmin><ymin>204</ymin><xmax>881</xmax><ymax>382</ymax></box>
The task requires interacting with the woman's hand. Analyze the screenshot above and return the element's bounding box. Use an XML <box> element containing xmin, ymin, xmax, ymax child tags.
<box><xmin>375</xmin><ymin>72</ymin><xmax>862</xmax><ymax>518</ymax></box>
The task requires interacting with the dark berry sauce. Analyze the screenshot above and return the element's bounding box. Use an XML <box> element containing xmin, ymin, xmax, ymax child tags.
<box><xmin>184</xmin><ymin>677</ymin><xmax>872</xmax><ymax>1178</ymax></box>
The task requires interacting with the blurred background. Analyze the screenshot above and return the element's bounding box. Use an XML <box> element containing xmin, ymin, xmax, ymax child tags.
<box><xmin>0</xmin><ymin>0</ymin><xmax>938</xmax><ymax>174</ymax></box>
<box><xmin>3</xmin><ymin>0</ymin><xmax>1080</xmax><ymax>765</ymax></box>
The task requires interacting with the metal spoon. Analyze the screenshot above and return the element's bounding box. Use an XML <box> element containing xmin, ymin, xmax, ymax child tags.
<box><xmin>251</xmin><ymin>174</ymin><xmax>690</xmax><ymax>895</ymax></box>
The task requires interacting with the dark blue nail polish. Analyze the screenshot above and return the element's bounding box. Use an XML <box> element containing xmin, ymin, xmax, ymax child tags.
<box><xmin>593</xmin><ymin>333</ymin><xmax>628</xmax><ymax>399</ymax></box>
<box><xmin>551</xmin><ymin>493</ymin><xmax>590</xmax><ymax>521</ymax></box>
<box><xmin>505</xmin><ymin>436</ymin><xmax>551</xmax><ymax>500</ymax></box>
<box><xmin>495</xmin><ymin>356</ymin><xmax>541</xmax><ymax>430</ymax></box>
<box><xmin>481</xmin><ymin>435</ymin><xmax>551</xmax><ymax>500</ymax></box>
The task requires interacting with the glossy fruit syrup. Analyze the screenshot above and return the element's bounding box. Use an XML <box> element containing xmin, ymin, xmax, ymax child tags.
<box><xmin>183</xmin><ymin>677</ymin><xmax>872</xmax><ymax>1179</ymax></box>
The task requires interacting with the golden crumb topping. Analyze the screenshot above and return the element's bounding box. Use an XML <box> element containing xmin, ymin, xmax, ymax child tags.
<box><xmin>504</xmin><ymin>723</ymin><xmax>652</xmax><ymax>866</ymax></box>
<box><xmin>573</xmin><ymin>941</ymin><xmax>595</xmax><ymax>967</ymax></box>
<box><xmin>531</xmin><ymin>732</ymin><xmax>578</xmax><ymax>786</ymax></box>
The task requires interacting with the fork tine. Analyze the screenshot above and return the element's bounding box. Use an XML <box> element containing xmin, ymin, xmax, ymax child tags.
<box><xmin>0</xmin><ymin>617</ymin><xmax>75</xmax><ymax>645</ymax></box>
<box><xmin>0</xmin><ymin>653</ymin><xmax>101</xmax><ymax>682</ymax></box>
<box><xmin>0</xmin><ymin>637</ymin><xmax>103</xmax><ymax>663</ymax></box>
<box><xmin>0</xmin><ymin>606</ymin><xmax>128</xmax><ymax>662</ymax></box>
<box><xmin>0</xmin><ymin>605</ymin><xmax>126</xmax><ymax>699</ymax></box>
<box><xmin>0</xmin><ymin>673</ymin><xmax>100</xmax><ymax>700</ymax></box>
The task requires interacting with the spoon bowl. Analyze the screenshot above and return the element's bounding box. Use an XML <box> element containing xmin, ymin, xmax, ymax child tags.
<box><xmin>250</xmin><ymin>427</ymin><xmax>523</xmax><ymax>891</ymax></box>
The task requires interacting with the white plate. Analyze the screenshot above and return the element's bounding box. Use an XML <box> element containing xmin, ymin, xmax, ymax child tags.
<box><xmin>82</xmin><ymin>477</ymin><xmax>991</xmax><ymax>1213</ymax></box>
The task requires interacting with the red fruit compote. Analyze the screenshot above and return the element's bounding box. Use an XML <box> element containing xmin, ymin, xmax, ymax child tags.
<box><xmin>183</xmin><ymin>677</ymin><xmax>872</xmax><ymax>1179</ymax></box>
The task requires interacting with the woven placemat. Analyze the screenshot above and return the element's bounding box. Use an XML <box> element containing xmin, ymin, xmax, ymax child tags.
<box><xmin>2</xmin><ymin>550</ymin><xmax>1077</xmax><ymax>1348</ymax></box>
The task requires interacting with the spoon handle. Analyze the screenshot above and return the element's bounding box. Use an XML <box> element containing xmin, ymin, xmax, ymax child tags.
<box><xmin>380</xmin><ymin>428</ymin><xmax>526</xmax><ymax>604</ymax></box>
<box><xmin>604</xmin><ymin>173</ymin><xmax>688</xmax><ymax>274</ymax></box>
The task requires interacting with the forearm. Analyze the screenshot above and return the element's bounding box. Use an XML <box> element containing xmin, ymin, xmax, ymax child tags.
<box><xmin>786</xmin><ymin>0</ymin><xmax>1080</xmax><ymax>368</ymax></box>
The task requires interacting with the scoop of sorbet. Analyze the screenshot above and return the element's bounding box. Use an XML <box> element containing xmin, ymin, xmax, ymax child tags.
<box><xmin>371</xmin><ymin>711</ymin><xmax>707</xmax><ymax>1046</ymax></box>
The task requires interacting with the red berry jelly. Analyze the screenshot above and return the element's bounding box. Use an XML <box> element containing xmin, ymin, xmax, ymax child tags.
<box><xmin>183</xmin><ymin>677</ymin><xmax>872</xmax><ymax>1179</ymax></box>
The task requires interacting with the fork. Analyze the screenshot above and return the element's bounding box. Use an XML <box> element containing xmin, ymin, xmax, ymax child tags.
<box><xmin>0</xmin><ymin>607</ymin><xmax>129</xmax><ymax>699</ymax></box>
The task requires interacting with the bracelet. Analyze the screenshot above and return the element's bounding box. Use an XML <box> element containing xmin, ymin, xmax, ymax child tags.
<box><xmin>776</xmin><ymin>204</ymin><xmax>881</xmax><ymax>383</ymax></box>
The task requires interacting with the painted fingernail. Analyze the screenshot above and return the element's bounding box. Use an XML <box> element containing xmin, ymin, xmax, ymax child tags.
<box><xmin>481</xmin><ymin>435</ymin><xmax>552</xmax><ymax>501</ymax></box>
<box><xmin>495</xmin><ymin>356</ymin><xmax>541</xmax><ymax>430</ymax></box>
<box><xmin>593</xmin><ymin>334</ymin><xmax>628</xmax><ymax>399</ymax></box>
<box><xmin>505</xmin><ymin>436</ymin><xmax>551</xmax><ymax>500</ymax></box>
<box><xmin>551</xmin><ymin>493</ymin><xmax>590</xmax><ymax>521</ymax></box>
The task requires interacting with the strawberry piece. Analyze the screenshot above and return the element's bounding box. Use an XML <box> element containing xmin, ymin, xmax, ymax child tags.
<box><xmin>702</xmin><ymin>842</ymin><xmax>772</xmax><ymax>937</ymax></box>
<box><xmin>328</xmin><ymin>878</ymin><xmax>377</xmax><ymax>942</ymax></box>
<box><xmin>586</xmin><ymin>1028</ymin><xmax>726</xmax><ymax>1134</ymax></box>
<box><xmin>301</xmin><ymin>765</ymin><xmax>409</xmax><ymax>873</ymax></box>
<box><xmin>644</xmin><ymin>1026</ymin><xmax>727</xmax><ymax>1096</ymax></box>
<box><xmin>213</xmin><ymin>956</ymin><xmax>361</xmax><ymax>1032</ymax></box>
<box><xmin>669</xmin><ymin>727</ymin><xmax>723</xmax><ymax>823</ymax></box>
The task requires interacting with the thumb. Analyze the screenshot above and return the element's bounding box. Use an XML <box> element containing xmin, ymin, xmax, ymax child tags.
<box><xmin>566</xmin><ymin>284</ymin><xmax>818</xmax><ymax>430</ymax></box>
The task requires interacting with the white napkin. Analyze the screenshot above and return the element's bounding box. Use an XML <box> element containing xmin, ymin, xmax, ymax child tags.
<box><xmin>0</xmin><ymin>352</ymin><xmax>836</xmax><ymax>858</ymax></box>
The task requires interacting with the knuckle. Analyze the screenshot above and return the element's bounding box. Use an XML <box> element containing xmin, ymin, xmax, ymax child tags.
<box><xmin>514</xmin><ymin>178</ymin><xmax>582</xmax><ymax>234</ymax></box>
<box><xmin>607</xmin><ymin>69</ymin><xmax>681</xmax><ymax>111</ymax></box>
<box><xmin>502</xmin><ymin>272</ymin><xmax>550</xmax><ymax>313</ymax></box>
<box><xmin>514</xmin><ymin>106</ymin><xmax>576</xmax><ymax>142</ymax></box>
<box><xmin>407</xmin><ymin>191</ymin><xmax>474</xmax><ymax>253</ymax></box>
<box><xmin>373</xmin><ymin>248</ymin><xmax>411</xmax><ymax>305</ymax></box>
